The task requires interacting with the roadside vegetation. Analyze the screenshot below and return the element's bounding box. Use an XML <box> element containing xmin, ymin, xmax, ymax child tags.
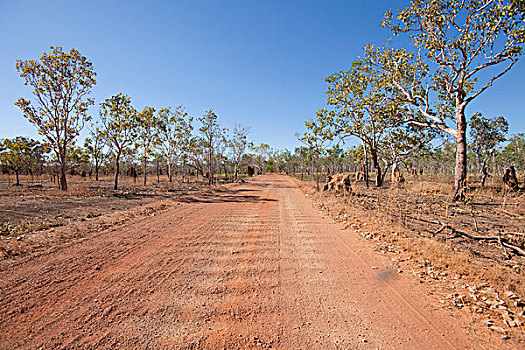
<box><xmin>292</xmin><ymin>0</ymin><xmax>525</xmax><ymax>342</ymax></box>
<box><xmin>1</xmin><ymin>0</ymin><xmax>524</xmax><ymax>342</ymax></box>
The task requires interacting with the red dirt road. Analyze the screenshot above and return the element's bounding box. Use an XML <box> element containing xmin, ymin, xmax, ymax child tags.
<box><xmin>1</xmin><ymin>175</ymin><xmax>478</xmax><ymax>349</ymax></box>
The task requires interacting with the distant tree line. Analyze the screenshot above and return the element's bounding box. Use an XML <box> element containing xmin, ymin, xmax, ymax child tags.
<box><xmin>7</xmin><ymin>47</ymin><xmax>269</xmax><ymax>190</ymax></box>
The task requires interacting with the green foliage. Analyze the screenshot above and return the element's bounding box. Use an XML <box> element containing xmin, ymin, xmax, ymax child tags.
<box><xmin>99</xmin><ymin>93</ymin><xmax>138</xmax><ymax>155</ymax></box>
<box><xmin>199</xmin><ymin>109</ymin><xmax>227</xmax><ymax>184</ymax></box>
<box><xmin>135</xmin><ymin>106</ymin><xmax>158</xmax><ymax>185</ymax></box>
<box><xmin>15</xmin><ymin>46</ymin><xmax>96</xmax><ymax>190</ymax></box>
<box><xmin>0</xmin><ymin>137</ymin><xmax>43</xmax><ymax>185</ymax></box>
<box><xmin>373</xmin><ymin>0</ymin><xmax>524</xmax><ymax>195</ymax></box>
<box><xmin>306</xmin><ymin>48</ymin><xmax>434</xmax><ymax>186</ymax></box>
<box><xmin>157</xmin><ymin>106</ymin><xmax>194</xmax><ymax>181</ymax></box>
<box><xmin>67</xmin><ymin>145</ymin><xmax>90</xmax><ymax>172</ymax></box>
<box><xmin>229</xmin><ymin>124</ymin><xmax>252</xmax><ymax>179</ymax></box>
<box><xmin>469</xmin><ymin>113</ymin><xmax>508</xmax><ymax>167</ymax></box>
<box><xmin>135</xmin><ymin>106</ymin><xmax>158</xmax><ymax>159</ymax></box>
<box><xmin>499</xmin><ymin>133</ymin><xmax>525</xmax><ymax>171</ymax></box>
<box><xmin>253</xmin><ymin>143</ymin><xmax>271</xmax><ymax>174</ymax></box>
<box><xmin>99</xmin><ymin>93</ymin><xmax>139</xmax><ymax>189</ymax></box>
<box><xmin>84</xmin><ymin>125</ymin><xmax>106</xmax><ymax>180</ymax></box>
<box><xmin>380</xmin><ymin>0</ymin><xmax>525</xmax><ymax>131</ymax></box>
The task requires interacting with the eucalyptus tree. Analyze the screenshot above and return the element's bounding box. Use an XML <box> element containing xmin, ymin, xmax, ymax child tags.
<box><xmin>157</xmin><ymin>106</ymin><xmax>193</xmax><ymax>182</ymax></box>
<box><xmin>185</xmin><ymin>136</ymin><xmax>205</xmax><ymax>181</ymax></box>
<box><xmin>293</xmin><ymin>146</ymin><xmax>313</xmax><ymax>179</ymax></box>
<box><xmin>199</xmin><ymin>109</ymin><xmax>227</xmax><ymax>185</ymax></box>
<box><xmin>229</xmin><ymin>124</ymin><xmax>252</xmax><ymax>180</ymax></box>
<box><xmin>99</xmin><ymin>93</ymin><xmax>138</xmax><ymax>190</ymax></box>
<box><xmin>15</xmin><ymin>47</ymin><xmax>97</xmax><ymax>190</ymax></box>
<box><xmin>380</xmin><ymin>121</ymin><xmax>435</xmax><ymax>184</ymax></box>
<box><xmin>279</xmin><ymin>149</ymin><xmax>299</xmax><ymax>175</ymax></box>
<box><xmin>254</xmin><ymin>143</ymin><xmax>271</xmax><ymax>175</ymax></box>
<box><xmin>84</xmin><ymin>124</ymin><xmax>106</xmax><ymax>181</ymax></box>
<box><xmin>469</xmin><ymin>113</ymin><xmax>508</xmax><ymax>186</ymax></box>
<box><xmin>377</xmin><ymin>0</ymin><xmax>525</xmax><ymax>199</ymax></box>
<box><xmin>315</xmin><ymin>57</ymin><xmax>409</xmax><ymax>187</ymax></box>
<box><xmin>26</xmin><ymin>140</ymin><xmax>47</xmax><ymax>180</ymax></box>
<box><xmin>498</xmin><ymin>133</ymin><xmax>525</xmax><ymax>172</ymax></box>
<box><xmin>67</xmin><ymin>145</ymin><xmax>90</xmax><ymax>175</ymax></box>
<box><xmin>348</xmin><ymin>145</ymin><xmax>366</xmax><ymax>174</ymax></box>
<box><xmin>300</xmin><ymin>114</ymin><xmax>333</xmax><ymax>189</ymax></box>
<box><xmin>0</xmin><ymin>137</ymin><xmax>41</xmax><ymax>186</ymax></box>
<box><xmin>324</xmin><ymin>146</ymin><xmax>346</xmax><ymax>175</ymax></box>
<box><xmin>135</xmin><ymin>106</ymin><xmax>157</xmax><ymax>186</ymax></box>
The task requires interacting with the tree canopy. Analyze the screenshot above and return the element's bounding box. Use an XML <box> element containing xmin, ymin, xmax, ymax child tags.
<box><xmin>15</xmin><ymin>46</ymin><xmax>96</xmax><ymax>190</ymax></box>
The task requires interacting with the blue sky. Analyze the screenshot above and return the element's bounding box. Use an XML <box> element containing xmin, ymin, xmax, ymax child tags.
<box><xmin>1</xmin><ymin>0</ymin><xmax>524</xmax><ymax>150</ymax></box>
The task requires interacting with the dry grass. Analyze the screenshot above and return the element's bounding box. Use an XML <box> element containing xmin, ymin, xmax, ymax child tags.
<box><xmin>295</xmin><ymin>174</ymin><xmax>525</xmax><ymax>343</ymax></box>
<box><xmin>0</xmin><ymin>174</ymin><xmax>217</xmax><ymax>240</ymax></box>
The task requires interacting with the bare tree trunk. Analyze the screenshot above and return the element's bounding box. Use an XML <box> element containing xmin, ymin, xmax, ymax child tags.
<box><xmin>95</xmin><ymin>161</ymin><xmax>99</xmax><ymax>181</ymax></box>
<box><xmin>60</xmin><ymin>164</ymin><xmax>68</xmax><ymax>191</ymax></box>
<box><xmin>391</xmin><ymin>161</ymin><xmax>398</xmax><ymax>183</ymax></box>
<box><xmin>315</xmin><ymin>153</ymin><xmax>320</xmax><ymax>191</ymax></box>
<box><xmin>114</xmin><ymin>152</ymin><xmax>121</xmax><ymax>190</ymax></box>
<box><xmin>15</xmin><ymin>171</ymin><xmax>20</xmax><ymax>186</ymax></box>
<box><xmin>143</xmin><ymin>155</ymin><xmax>147</xmax><ymax>186</ymax></box>
<box><xmin>156</xmin><ymin>159</ymin><xmax>160</xmax><ymax>183</ymax></box>
<box><xmin>491</xmin><ymin>152</ymin><xmax>496</xmax><ymax>184</ymax></box>
<box><xmin>371</xmin><ymin>149</ymin><xmax>382</xmax><ymax>187</ymax></box>
<box><xmin>208</xmin><ymin>150</ymin><xmax>213</xmax><ymax>186</ymax></box>
<box><xmin>454</xmin><ymin>106</ymin><xmax>468</xmax><ymax>200</ymax></box>
<box><xmin>362</xmin><ymin>139</ymin><xmax>370</xmax><ymax>188</ymax></box>
<box><xmin>481</xmin><ymin>167</ymin><xmax>488</xmax><ymax>187</ymax></box>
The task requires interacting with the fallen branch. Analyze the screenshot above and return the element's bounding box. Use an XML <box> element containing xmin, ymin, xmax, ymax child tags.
<box><xmin>498</xmin><ymin>233</ymin><xmax>511</xmax><ymax>260</ymax></box>
<box><xmin>405</xmin><ymin>215</ymin><xmax>525</xmax><ymax>257</ymax></box>
<box><xmin>406</xmin><ymin>215</ymin><xmax>497</xmax><ymax>241</ymax></box>
<box><xmin>433</xmin><ymin>223</ymin><xmax>446</xmax><ymax>236</ymax></box>
<box><xmin>501</xmin><ymin>242</ymin><xmax>525</xmax><ymax>257</ymax></box>
<box><xmin>499</xmin><ymin>208</ymin><xmax>524</xmax><ymax>219</ymax></box>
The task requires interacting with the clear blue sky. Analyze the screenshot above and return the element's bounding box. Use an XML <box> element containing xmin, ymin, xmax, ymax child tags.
<box><xmin>1</xmin><ymin>0</ymin><xmax>524</xmax><ymax>150</ymax></box>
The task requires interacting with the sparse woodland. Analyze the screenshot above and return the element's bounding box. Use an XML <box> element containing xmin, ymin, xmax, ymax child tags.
<box><xmin>0</xmin><ymin>0</ymin><xmax>523</xmax><ymax>305</ymax></box>
<box><xmin>1</xmin><ymin>0</ymin><xmax>525</xmax><ymax>345</ymax></box>
<box><xmin>4</xmin><ymin>48</ymin><xmax>259</xmax><ymax>191</ymax></box>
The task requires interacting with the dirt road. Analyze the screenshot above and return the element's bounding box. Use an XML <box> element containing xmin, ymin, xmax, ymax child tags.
<box><xmin>1</xmin><ymin>175</ymin><xmax>479</xmax><ymax>349</ymax></box>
